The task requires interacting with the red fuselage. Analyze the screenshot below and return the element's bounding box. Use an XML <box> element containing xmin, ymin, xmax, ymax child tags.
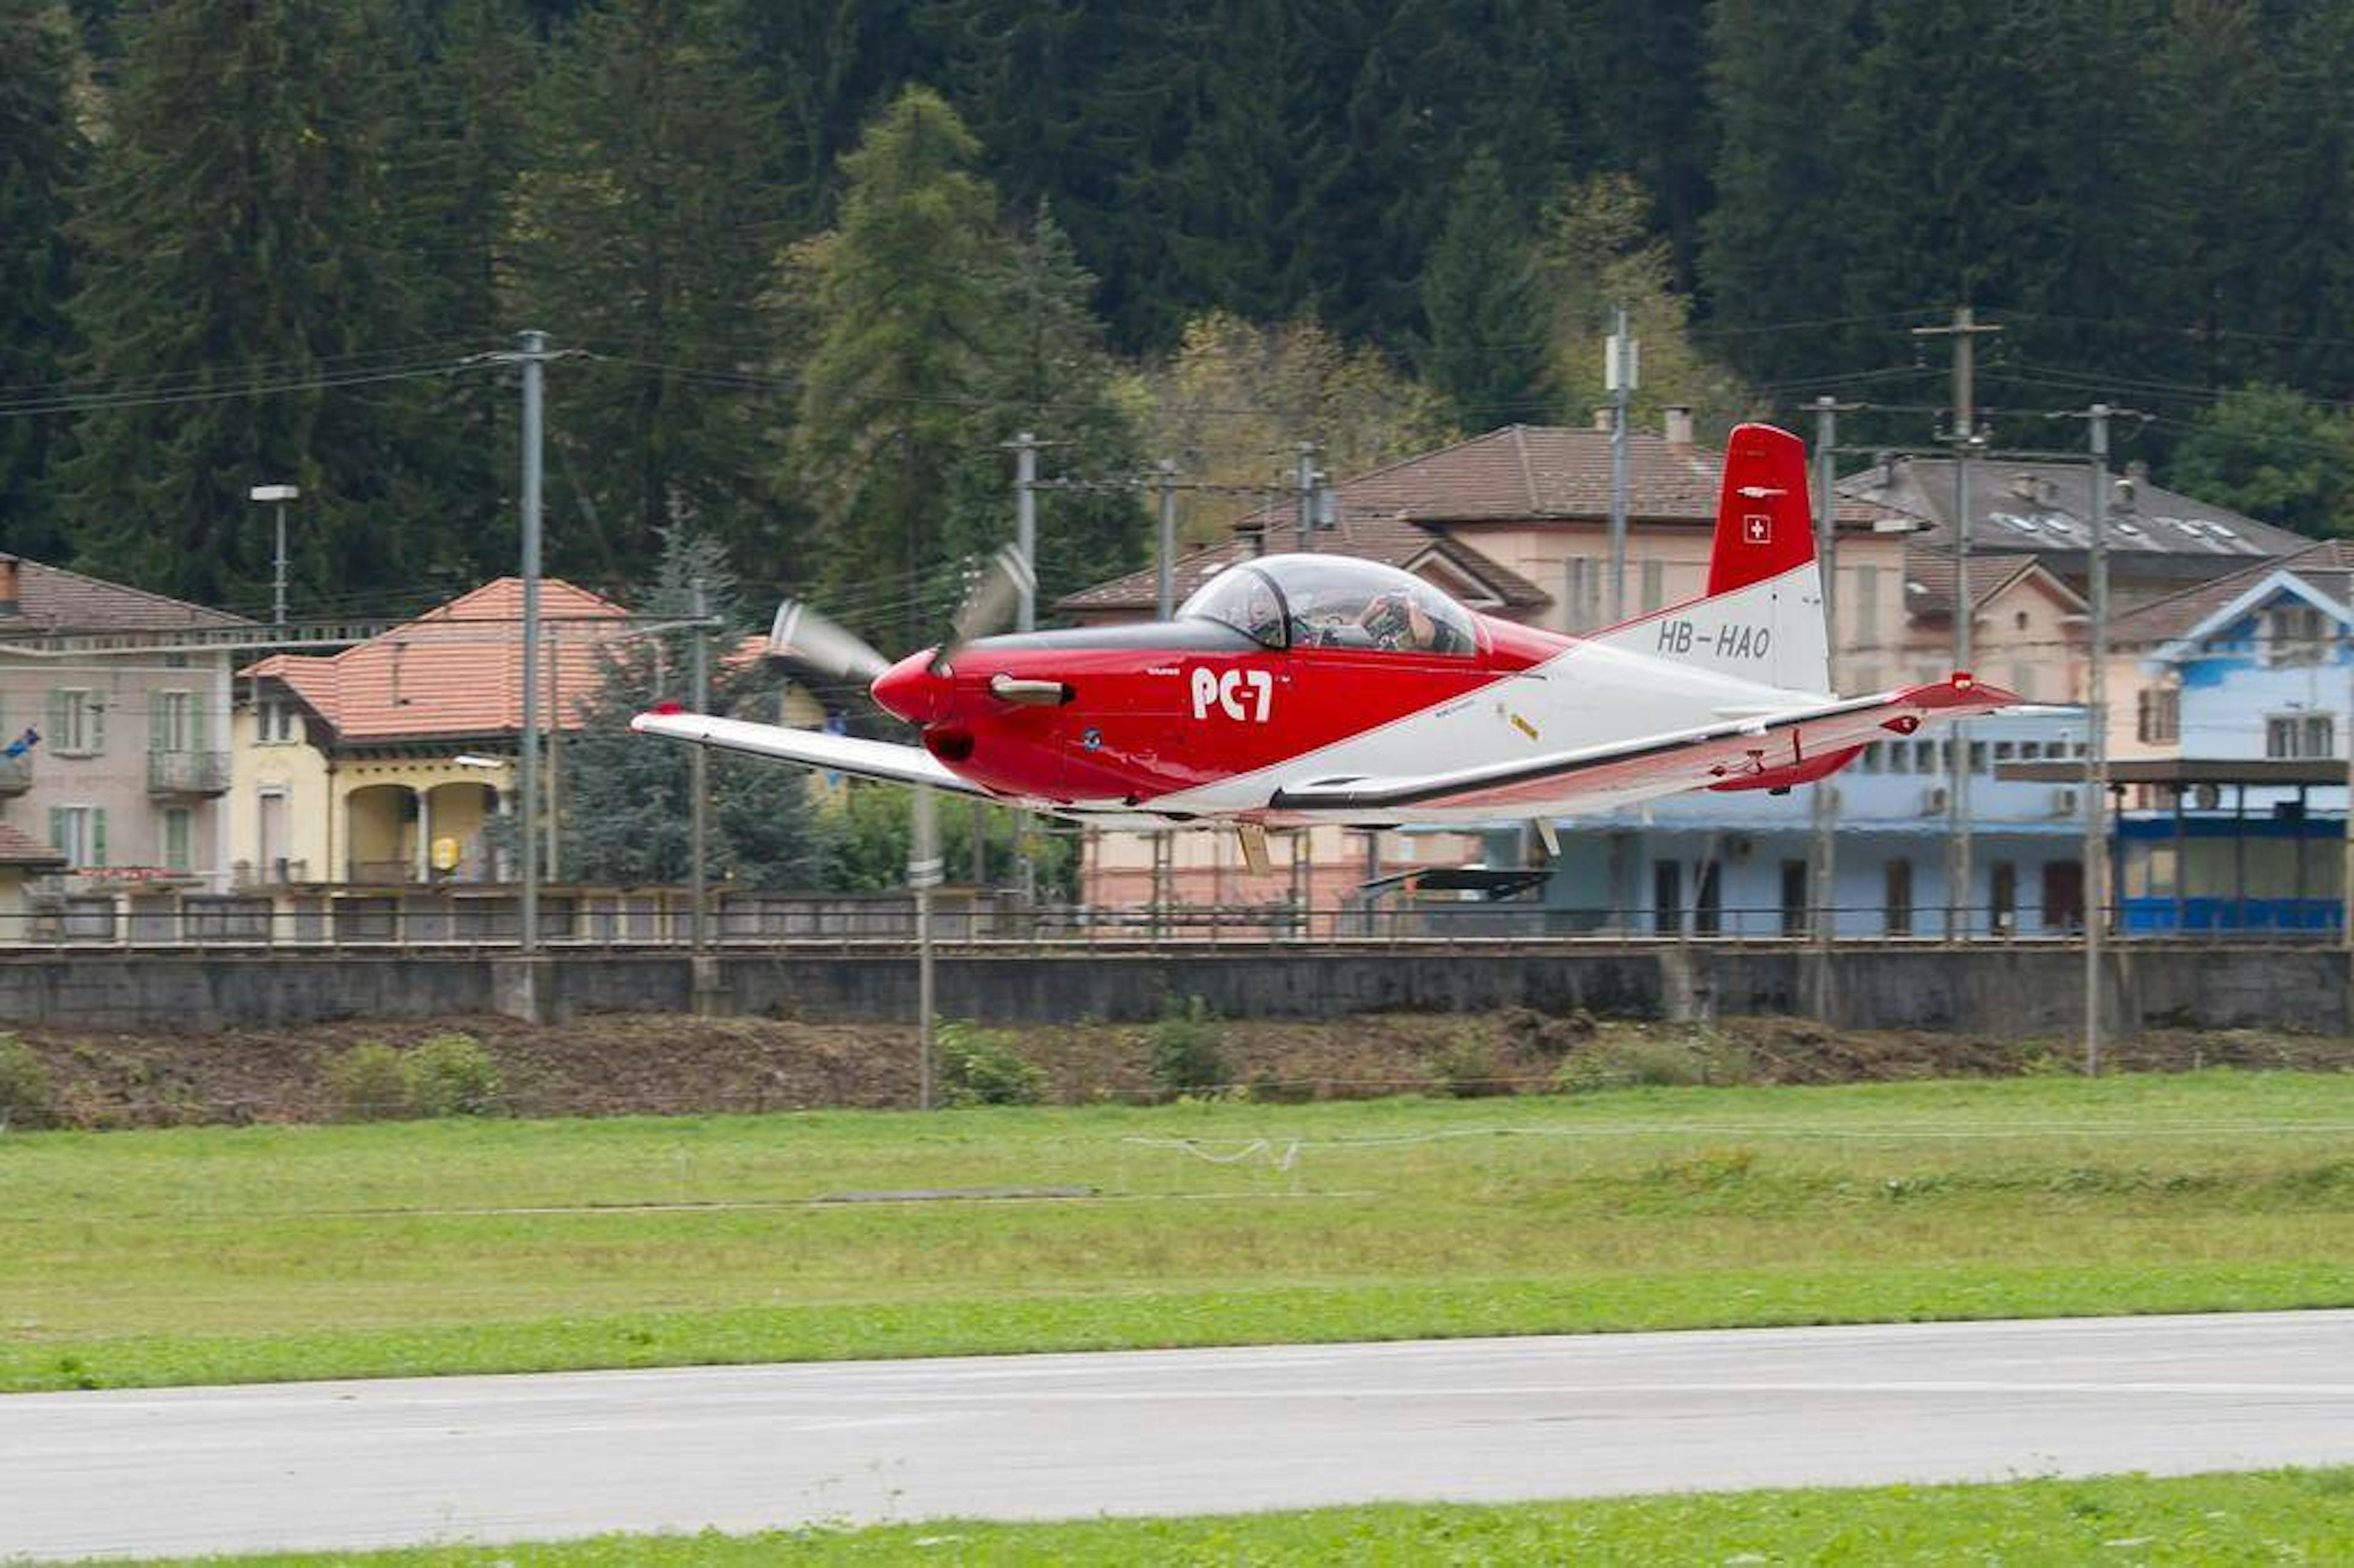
<box><xmin>870</xmin><ymin>615</ymin><xmax>1565</xmax><ymax>807</ymax></box>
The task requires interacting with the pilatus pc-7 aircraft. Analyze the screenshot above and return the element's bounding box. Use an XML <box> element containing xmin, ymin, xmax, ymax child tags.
<box><xmin>635</xmin><ymin>424</ymin><xmax>2016</xmax><ymax>867</ymax></box>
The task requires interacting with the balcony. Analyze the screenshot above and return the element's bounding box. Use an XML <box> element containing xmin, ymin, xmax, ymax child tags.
<box><xmin>0</xmin><ymin>755</ymin><xmax>28</xmax><ymax>796</ymax></box>
<box><xmin>147</xmin><ymin>749</ymin><xmax>230</xmax><ymax>796</ymax></box>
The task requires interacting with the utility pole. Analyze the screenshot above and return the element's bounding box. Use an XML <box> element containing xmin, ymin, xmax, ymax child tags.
<box><xmin>688</xmin><ymin>576</ymin><xmax>709</xmax><ymax>956</ymax></box>
<box><xmin>1606</xmin><ymin>306</ymin><xmax>1637</xmax><ymax>624</ymax></box>
<box><xmin>516</xmin><ymin>329</ymin><xmax>549</xmax><ymax>956</ymax></box>
<box><xmin>1013</xmin><ymin>431</ymin><xmax>1038</xmax><ymax>632</ymax></box>
<box><xmin>1156</xmin><ymin>459</ymin><xmax>1178</xmax><ymax>620</ymax></box>
<box><xmin>910</xmin><ymin>783</ymin><xmax>940</xmax><ymax>1110</ymax></box>
<box><xmin>1914</xmin><ymin>306</ymin><xmax>2003</xmax><ymax>938</ymax></box>
<box><xmin>2082</xmin><ymin>405</ymin><xmax>2111</xmax><ymax>1074</ymax></box>
<box><xmin>1295</xmin><ymin>442</ymin><xmax>1319</xmax><ymax>554</ymax></box>
<box><xmin>1811</xmin><ymin>397</ymin><xmax>1841</xmax><ymax>946</ymax></box>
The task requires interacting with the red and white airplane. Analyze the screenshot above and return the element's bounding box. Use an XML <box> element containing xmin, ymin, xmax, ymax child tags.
<box><xmin>634</xmin><ymin>423</ymin><xmax>2016</xmax><ymax>864</ymax></box>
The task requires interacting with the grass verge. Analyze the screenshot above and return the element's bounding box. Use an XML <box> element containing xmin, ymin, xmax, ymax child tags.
<box><xmin>4</xmin><ymin>1070</ymin><xmax>2351</xmax><ymax>1393</ymax></box>
<box><xmin>76</xmin><ymin>1469</ymin><xmax>2354</xmax><ymax>1566</ymax></box>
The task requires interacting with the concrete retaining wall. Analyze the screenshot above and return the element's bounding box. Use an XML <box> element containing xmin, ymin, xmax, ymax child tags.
<box><xmin>0</xmin><ymin>945</ymin><xmax>2345</xmax><ymax>1037</ymax></box>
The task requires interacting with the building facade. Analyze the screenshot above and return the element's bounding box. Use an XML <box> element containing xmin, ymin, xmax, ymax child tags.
<box><xmin>0</xmin><ymin>555</ymin><xmax>249</xmax><ymax>917</ymax></box>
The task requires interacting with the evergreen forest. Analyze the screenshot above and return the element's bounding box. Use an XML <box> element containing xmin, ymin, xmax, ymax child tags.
<box><xmin>11</xmin><ymin>0</ymin><xmax>2354</xmax><ymax>631</ymax></box>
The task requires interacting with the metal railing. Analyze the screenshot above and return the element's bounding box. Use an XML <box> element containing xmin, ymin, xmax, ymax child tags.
<box><xmin>0</xmin><ymin>892</ymin><xmax>2339</xmax><ymax>953</ymax></box>
<box><xmin>145</xmin><ymin>749</ymin><xmax>230</xmax><ymax>795</ymax></box>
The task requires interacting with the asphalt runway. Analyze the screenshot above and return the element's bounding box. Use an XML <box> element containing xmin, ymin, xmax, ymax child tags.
<box><xmin>6</xmin><ymin>1310</ymin><xmax>2352</xmax><ymax>1561</ymax></box>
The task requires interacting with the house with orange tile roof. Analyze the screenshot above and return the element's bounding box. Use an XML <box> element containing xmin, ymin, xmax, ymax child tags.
<box><xmin>233</xmin><ymin>578</ymin><xmax>635</xmax><ymax>888</ymax></box>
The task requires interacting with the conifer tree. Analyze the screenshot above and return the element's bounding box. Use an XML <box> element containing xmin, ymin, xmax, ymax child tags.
<box><xmin>1416</xmin><ymin>149</ymin><xmax>1554</xmax><ymax>431</ymax></box>
<box><xmin>506</xmin><ymin>0</ymin><xmax>786</xmax><ymax>586</ymax></box>
<box><xmin>57</xmin><ymin>0</ymin><xmax>462</xmax><ymax>611</ymax></box>
<box><xmin>559</xmin><ymin>527</ymin><xmax>833</xmax><ymax>889</ymax></box>
<box><xmin>789</xmin><ymin>86</ymin><xmax>1015</xmax><ymax>649</ymax></box>
<box><xmin>0</xmin><ymin>0</ymin><xmax>87</xmax><ymax>563</ymax></box>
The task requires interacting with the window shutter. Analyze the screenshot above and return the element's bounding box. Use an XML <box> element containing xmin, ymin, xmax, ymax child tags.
<box><xmin>91</xmin><ymin>808</ymin><xmax>105</xmax><ymax>867</ymax></box>
<box><xmin>48</xmin><ymin>806</ymin><xmax>63</xmax><ymax>855</ymax></box>
<box><xmin>149</xmin><ymin>693</ymin><xmax>166</xmax><ymax>753</ymax></box>
<box><xmin>89</xmin><ymin>696</ymin><xmax>104</xmax><ymax>755</ymax></box>
<box><xmin>192</xmin><ymin>698</ymin><xmax>209</xmax><ymax>753</ymax></box>
<box><xmin>45</xmin><ymin>689</ymin><xmax>62</xmax><ymax>744</ymax></box>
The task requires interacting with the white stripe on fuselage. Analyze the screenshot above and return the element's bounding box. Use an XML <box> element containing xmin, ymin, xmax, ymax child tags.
<box><xmin>1138</xmin><ymin>565</ymin><xmax>1833</xmax><ymax>823</ymax></box>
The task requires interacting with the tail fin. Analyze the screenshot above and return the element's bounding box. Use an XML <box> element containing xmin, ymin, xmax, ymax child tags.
<box><xmin>1588</xmin><ymin>421</ymin><xmax>1832</xmax><ymax>694</ymax></box>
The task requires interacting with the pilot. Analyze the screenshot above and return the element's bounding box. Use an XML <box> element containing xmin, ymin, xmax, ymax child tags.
<box><xmin>1358</xmin><ymin>590</ymin><xmax>1462</xmax><ymax>653</ymax></box>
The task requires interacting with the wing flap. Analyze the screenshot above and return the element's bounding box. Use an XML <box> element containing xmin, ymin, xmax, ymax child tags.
<box><xmin>630</xmin><ymin>710</ymin><xmax>998</xmax><ymax>798</ymax></box>
<box><xmin>1269</xmin><ymin>677</ymin><xmax>2016</xmax><ymax>812</ymax></box>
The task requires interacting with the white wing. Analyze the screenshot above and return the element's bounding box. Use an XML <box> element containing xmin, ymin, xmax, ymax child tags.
<box><xmin>630</xmin><ymin>710</ymin><xmax>1000</xmax><ymax>799</ymax></box>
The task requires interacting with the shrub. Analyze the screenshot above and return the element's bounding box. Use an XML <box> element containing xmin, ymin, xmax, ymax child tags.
<box><xmin>1146</xmin><ymin>996</ymin><xmax>1228</xmax><ymax>1099</ymax></box>
<box><xmin>1427</xmin><ymin>1024</ymin><xmax>1514</xmax><ymax>1098</ymax></box>
<box><xmin>0</xmin><ymin>1034</ymin><xmax>57</xmax><ymax>1130</ymax></box>
<box><xmin>402</xmin><ymin>1032</ymin><xmax>505</xmax><ymax>1118</ymax></box>
<box><xmin>325</xmin><ymin>1043</ymin><xmax>410</xmax><ymax>1122</ymax></box>
<box><xmin>1553</xmin><ymin>1031</ymin><xmax>1748</xmax><ymax>1094</ymax></box>
<box><xmin>934</xmin><ymin>1020</ymin><xmax>1045</xmax><ymax>1107</ymax></box>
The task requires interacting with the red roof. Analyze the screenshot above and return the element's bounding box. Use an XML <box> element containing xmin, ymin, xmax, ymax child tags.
<box><xmin>0</xmin><ymin>822</ymin><xmax>66</xmax><ymax>867</ymax></box>
<box><xmin>241</xmin><ymin>578</ymin><xmax>633</xmax><ymax>744</ymax></box>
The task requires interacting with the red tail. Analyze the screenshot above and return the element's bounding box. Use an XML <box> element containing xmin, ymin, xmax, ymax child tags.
<box><xmin>1704</xmin><ymin>423</ymin><xmax>1816</xmax><ymax>597</ymax></box>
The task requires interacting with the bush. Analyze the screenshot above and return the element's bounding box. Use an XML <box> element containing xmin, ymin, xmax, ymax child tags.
<box><xmin>0</xmin><ymin>1034</ymin><xmax>57</xmax><ymax>1130</ymax></box>
<box><xmin>325</xmin><ymin>1043</ymin><xmax>410</xmax><ymax>1122</ymax></box>
<box><xmin>1427</xmin><ymin>1024</ymin><xmax>1514</xmax><ymax>1098</ymax></box>
<box><xmin>934</xmin><ymin>1020</ymin><xmax>1045</xmax><ymax>1107</ymax></box>
<box><xmin>402</xmin><ymin>1032</ymin><xmax>505</xmax><ymax>1118</ymax></box>
<box><xmin>1553</xmin><ymin>1031</ymin><xmax>1749</xmax><ymax>1094</ymax></box>
<box><xmin>1146</xmin><ymin>996</ymin><xmax>1228</xmax><ymax>1099</ymax></box>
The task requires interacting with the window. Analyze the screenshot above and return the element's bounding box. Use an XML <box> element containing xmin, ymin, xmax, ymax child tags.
<box><xmin>162</xmin><ymin>807</ymin><xmax>192</xmax><ymax>873</ymax></box>
<box><xmin>1884</xmin><ymin>858</ymin><xmax>1913</xmax><ymax>937</ymax></box>
<box><xmin>1563</xmin><ymin>558</ymin><xmax>1601</xmax><ymax>632</ymax></box>
<box><xmin>48</xmin><ymin>805</ymin><xmax>105</xmax><ymax>869</ymax></box>
<box><xmin>1853</xmin><ymin>565</ymin><xmax>1881</xmax><ymax>644</ymax></box>
<box><xmin>2266</xmin><ymin>714</ymin><xmax>2336</xmax><ymax>759</ymax></box>
<box><xmin>1780</xmin><ymin>859</ymin><xmax>1809</xmax><ymax>937</ymax></box>
<box><xmin>152</xmin><ymin>690</ymin><xmax>199</xmax><ymax>753</ymax></box>
<box><xmin>1653</xmin><ymin>859</ymin><xmax>1682</xmax><ymax>935</ymax></box>
<box><xmin>47</xmin><ymin>689</ymin><xmax>104</xmax><ymax>755</ymax></box>
<box><xmin>1639</xmin><ymin>558</ymin><xmax>1665</xmax><ymax>613</ymax></box>
<box><xmin>257</xmin><ymin>699</ymin><xmax>301</xmax><ymax>745</ymax></box>
<box><xmin>2263</xmin><ymin>604</ymin><xmax>2331</xmax><ymax>667</ymax></box>
<box><xmin>2138</xmin><ymin>687</ymin><xmax>2179</xmax><ymax>744</ymax></box>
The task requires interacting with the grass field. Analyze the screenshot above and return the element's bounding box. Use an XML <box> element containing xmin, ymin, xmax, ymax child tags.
<box><xmin>78</xmin><ymin>1469</ymin><xmax>2354</xmax><ymax>1565</ymax></box>
<box><xmin>3</xmin><ymin>1070</ymin><xmax>2350</xmax><ymax>1393</ymax></box>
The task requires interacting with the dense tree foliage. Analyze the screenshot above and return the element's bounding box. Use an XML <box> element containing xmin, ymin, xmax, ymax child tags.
<box><xmin>0</xmin><ymin>1</ymin><xmax>86</xmax><ymax>565</ymax></box>
<box><xmin>28</xmin><ymin>0</ymin><xmax>2354</xmax><ymax>623</ymax></box>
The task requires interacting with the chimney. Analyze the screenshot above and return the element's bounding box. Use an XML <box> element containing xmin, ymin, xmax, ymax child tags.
<box><xmin>1663</xmin><ymin>406</ymin><xmax>1694</xmax><ymax>449</ymax></box>
<box><xmin>0</xmin><ymin>556</ymin><xmax>19</xmax><ymax>619</ymax></box>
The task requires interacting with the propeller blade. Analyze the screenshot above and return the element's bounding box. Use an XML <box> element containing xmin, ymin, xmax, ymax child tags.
<box><xmin>928</xmin><ymin>546</ymin><xmax>1034</xmax><ymax>676</ymax></box>
<box><xmin>768</xmin><ymin>598</ymin><xmax>892</xmax><ymax>686</ymax></box>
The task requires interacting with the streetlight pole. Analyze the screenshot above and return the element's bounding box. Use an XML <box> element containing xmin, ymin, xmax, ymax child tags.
<box><xmin>248</xmin><ymin>484</ymin><xmax>299</xmax><ymax>628</ymax></box>
<box><xmin>2084</xmin><ymin>405</ymin><xmax>2111</xmax><ymax>1075</ymax></box>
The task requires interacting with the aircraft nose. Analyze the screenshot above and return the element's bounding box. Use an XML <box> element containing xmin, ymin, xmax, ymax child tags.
<box><xmin>871</xmin><ymin>649</ymin><xmax>950</xmax><ymax>725</ymax></box>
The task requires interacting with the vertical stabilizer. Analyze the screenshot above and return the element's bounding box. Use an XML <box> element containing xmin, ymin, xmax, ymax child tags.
<box><xmin>1586</xmin><ymin>421</ymin><xmax>1832</xmax><ymax>694</ymax></box>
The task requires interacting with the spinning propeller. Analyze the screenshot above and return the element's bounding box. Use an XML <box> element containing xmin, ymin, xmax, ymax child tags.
<box><xmin>766</xmin><ymin>547</ymin><xmax>1056</xmax><ymax>726</ymax></box>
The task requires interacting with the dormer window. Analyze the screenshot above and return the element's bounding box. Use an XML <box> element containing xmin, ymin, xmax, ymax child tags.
<box><xmin>2261</xmin><ymin>604</ymin><xmax>2331</xmax><ymax>667</ymax></box>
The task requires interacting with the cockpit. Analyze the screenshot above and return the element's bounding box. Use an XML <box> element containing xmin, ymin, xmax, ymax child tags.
<box><xmin>1179</xmin><ymin>554</ymin><xmax>1479</xmax><ymax>656</ymax></box>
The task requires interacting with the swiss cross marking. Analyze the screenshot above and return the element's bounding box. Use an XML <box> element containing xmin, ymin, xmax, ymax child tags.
<box><xmin>1742</xmin><ymin>512</ymin><xmax>1772</xmax><ymax>545</ymax></box>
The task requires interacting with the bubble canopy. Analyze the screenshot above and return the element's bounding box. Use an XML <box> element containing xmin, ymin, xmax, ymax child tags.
<box><xmin>1178</xmin><ymin>554</ymin><xmax>1478</xmax><ymax>655</ymax></box>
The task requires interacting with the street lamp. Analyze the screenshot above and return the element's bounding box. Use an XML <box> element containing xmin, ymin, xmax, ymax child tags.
<box><xmin>248</xmin><ymin>484</ymin><xmax>299</xmax><ymax>628</ymax></box>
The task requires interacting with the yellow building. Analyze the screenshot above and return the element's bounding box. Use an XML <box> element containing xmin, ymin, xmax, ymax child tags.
<box><xmin>230</xmin><ymin>579</ymin><xmax>633</xmax><ymax>887</ymax></box>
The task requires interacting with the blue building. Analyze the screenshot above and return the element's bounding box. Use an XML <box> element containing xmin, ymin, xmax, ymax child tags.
<box><xmin>1495</xmin><ymin>706</ymin><xmax>2097</xmax><ymax>939</ymax></box>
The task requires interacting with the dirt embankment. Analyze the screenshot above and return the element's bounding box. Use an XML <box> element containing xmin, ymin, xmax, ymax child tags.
<box><xmin>2</xmin><ymin>1008</ymin><xmax>2347</xmax><ymax>1131</ymax></box>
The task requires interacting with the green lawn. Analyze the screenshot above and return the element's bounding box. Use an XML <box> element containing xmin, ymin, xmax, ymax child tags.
<box><xmin>3</xmin><ymin>1070</ymin><xmax>2351</xmax><ymax>1392</ymax></box>
<box><xmin>85</xmin><ymin>1469</ymin><xmax>2354</xmax><ymax>1566</ymax></box>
